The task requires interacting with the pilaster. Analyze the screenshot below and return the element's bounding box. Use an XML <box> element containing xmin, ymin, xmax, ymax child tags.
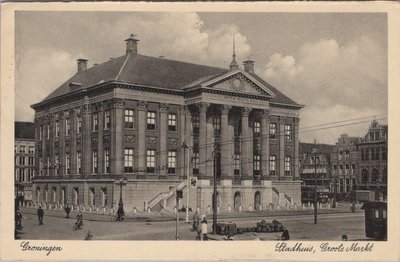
<box><xmin>137</xmin><ymin>101</ymin><xmax>147</xmax><ymax>175</ymax></box>
<box><xmin>261</xmin><ymin>109</ymin><xmax>270</xmax><ymax>179</ymax></box>
<box><xmin>241</xmin><ymin>107</ymin><xmax>252</xmax><ymax>179</ymax></box>
<box><xmin>220</xmin><ymin>105</ymin><xmax>232</xmax><ymax>179</ymax></box>
<box><xmin>198</xmin><ymin>102</ymin><xmax>209</xmax><ymax>179</ymax></box>
<box><xmin>159</xmin><ymin>103</ymin><xmax>168</xmax><ymax>177</ymax></box>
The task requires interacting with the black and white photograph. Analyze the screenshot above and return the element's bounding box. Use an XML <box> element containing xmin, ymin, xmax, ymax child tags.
<box><xmin>1</xmin><ymin>2</ymin><xmax>399</xmax><ymax>261</ymax></box>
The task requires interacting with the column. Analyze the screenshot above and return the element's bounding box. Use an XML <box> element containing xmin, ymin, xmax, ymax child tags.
<box><xmin>42</xmin><ymin>117</ymin><xmax>47</xmax><ymax>176</ymax></box>
<box><xmin>111</xmin><ymin>99</ymin><xmax>124</xmax><ymax>176</ymax></box>
<box><xmin>241</xmin><ymin>107</ymin><xmax>252</xmax><ymax>179</ymax></box>
<box><xmin>179</xmin><ymin>105</ymin><xmax>189</xmax><ymax>177</ymax></box>
<box><xmin>82</xmin><ymin>100</ymin><xmax>91</xmax><ymax>176</ymax></box>
<box><xmin>293</xmin><ymin>117</ymin><xmax>300</xmax><ymax>179</ymax></box>
<box><xmin>279</xmin><ymin>116</ymin><xmax>285</xmax><ymax>178</ymax></box>
<box><xmin>70</xmin><ymin>109</ymin><xmax>77</xmax><ymax>175</ymax></box>
<box><xmin>220</xmin><ymin>105</ymin><xmax>232</xmax><ymax>179</ymax></box>
<box><xmin>261</xmin><ymin>109</ymin><xmax>270</xmax><ymax>179</ymax></box>
<box><xmin>49</xmin><ymin>115</ymin><xmax>55</xmax><ymax>176</ymax></box>
<box><xmin>97</xmin><ymin>103</ymin><xmax>104</xmax><ymax>175</ymax></box>
<box><xmin>198</xmin><ymin>102</ymin><xmax>209</xmax><ymax>178</ymax></box>
<box><xmin>159</xmin><ymin>103</ymin><xmax>168</xmax><ymax>177</ymax></box>
<box><xmin>137</xmin><ymin>101</ymin><xmax>147</xmax><ymax>175</ymax></box>
<box><xmin>59</xmin><ymin>112</ymin><xmax>66</xmax><ymax>175</ymax></box>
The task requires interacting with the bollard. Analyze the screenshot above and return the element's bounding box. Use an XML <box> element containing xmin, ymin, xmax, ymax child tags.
<box><xmin>148</xmin><ymin>207</ymin><xmax>151</xmax><ymax>214</ymax></box>
<box><xmin>174</xmin><ymin>206</ymin><xmax>177</xmax><ymax>214</ymax></box>
<box><xmin>207</xmin><ymin>205</ymin><xmax>211</xmax><ymax>214</ymax></box>
<box><xmin>249</xmin><ymin>204</ymin><xmax>253</xmax><ymax>212</ymax></box>
<box><xmin>238</xmin><ymin>206</ymin><xmax>242</xmax><ymax>212</ymax></box>
<box><xmin>196</xmin><ymin>206</ymin><xmax>201</xmax><ymax>213</ymax></box>
<box><xmin>294</xmin><ymin>203</ymin><xmax>297</xmax><ymax>210</ymax></box>
<box><xmin>133</xmin><ymin>207</ymin><xmax>137</xmax><ymax>214</ymax></box>
<box><xmin>269</xmin><ymin>204</ymin><xmax>273</xmax><ymax>211</ymax></box>
<box><xmin>228</xmin><ymin>205</ymin><xmax>231</xmax><ymax>212</ymax></box>
<box><xmin>217</xmin><ymin>206</ymin><xmax>221</xmax><ymax>212</ymax></box>
<box><xmin>259</xmin><ymin>205</ymin><xmax>262</xmax><ymax>211</ymax></box>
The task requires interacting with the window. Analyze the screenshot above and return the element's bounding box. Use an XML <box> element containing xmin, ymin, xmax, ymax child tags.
<box><xmin>55</xmin><ymin>121</ymin><xmax>60</xmax><ymax>137</ymax></box>
<box><xmin>192</xmin><ymin>152</ymin><xmax>199</xmax><ymax>174</ymax></box>
<box><xmin>52</xmin><ymin>187</ymin><xmax>57</xmax><ymax>203</ymax></box>
<box><xmin>73</xmin><ymin>187</ymin><xmax>79</xmax><ymax>205</ymax></box>
<box><xmin>374</xmin><ymin>147</ymin><xmax>380</xmax><ymax>160</ymax></box>
<box><xmin>65</xmin><ymin>153</ymin><xmax>70</xmax><ymax>174</ymax></box>
<box><xmin>47</xmin><ymin>124</ymin><xmax>50</xmax><ymax>140</ymax></box>
<box><xmin>213</xmin><ymin>117</ymin><xmax>221</xmax><ymax>135</ymax></box>
<box><xmin>284</xmin><ymin>125</ymin><xmax>292</xmax><ymax>140</ymax></box>
<box><xmin>77</xmin><ymin>151</ymin><xmax>82</xmax><ymax>174</ymax></box>
<box><xmin>92</xmin><ymin>151</ymin><xmax>98</xmax><ymax>173</ymax></box>
<box><xmin>65</xmin><ymin>118</ymin><xmax>70</xmax><ymax>136</ymax></box>
<box><xmin>55</xmin><ymin>154</ymin><xmax>59</xmax><ymax>175</ymax></box>
<box><xmin>254</xmin><ymin>154</ymin><xmax>261</xmax><ymax>176</ymax></box>
<box><xmin>29</xmin><ymin>146</ymin><xmax>35</xmax><ymax>154</ymax></box>
<box><xmin>101</xmin><ymin>188</ymin><xmax>108</xmax><ymax>206</ymax></box>
<box><xmin>146</xmin><ymin>150</ymin><xmax>156</xmax><ymax>173</ymax></box>
<box><xmin>92</xmin><ymin>113</ymin><xmax>98</xmax><ymax>131</ymax></box>
<box><xmin>371</xmin><ymin>148</ymin><xmax>375</xmax><ymax>160</ymax></box>
<box><xmin>39</xmin><ymin>125</ymin><xmax>43</xmax><ymax>141</ymax></box>
<box><xmin>104</xmin><ymin>110</ymin><xmax>111</xmax><ymax>130</ymax></box>
<box><xmin>28</xmin><ymin>157</ymin><xmax>34</xmax><ymax>165</ymax></box>
<box><xmin>269</xmin><ymin>155</ymin><xmax>276</xmax><ymax>176</ymax></box>
<box><xmin>20</xmin><ymin>156</ymin><xmax>25</xmax><ymax>165</ymax></box>
<box><xmin>254</xmin><ymin>121</ymin><xmax>261</xmax><ymax>137</ymax></box>
<box><xmin>168</xmin><ymin>151</ymin><xmax>177</xmax><ymax>174</ymax></box>
<box><xmin>147</xmin><ymin>111</ymin><xmax>156</xmax><ymax>130</ymax></box>
<box><xmin>168</xmin><ymin>113</ymin><xmax>177</xmax><ymax>132</ymax></box>
<box><xmin>77</xmin><ymin>116</ymin><xmax>82</xmax><ymax>134</ymax></box>
<box><xmin>19</xmin><ymin>146</ymin><xmax>26</xmax><ymax>153</ymax></box>
<box><xmin>382</xmin><ymin>147</ymin><xmax>387</xmax><ymax>160</ymax></box>
<box><xmin>269</xmin><ymin>123</ymin><xmax>277</xmax><ymax>139</ymax></box>
<box><xmin>124</xmin><ymin>109</ymin><xmax>134</xmax><ymax>129</ymax></box>
<box><xmin>124</xmin><ymin>148</ymin><xmax>133</xmax><ymax>173</ymax></box>
<box><xmin>192</xmin><ymin>116</ymin><xmax>200</xmax><ymax>134</ymax></box>
<box><xmin>104</xmin><ymin>149</ymin><xmax>110</xmax><ymax>173</ymax></box>
<box><xmin>285</xmin><ymin>157</ymin><xmax>291</xmax><ymax>176</ymax></box>
<box><xmin>234</xmin><ymin>154</ymin><xmax>240</xmax><ymax>175</ymax></box>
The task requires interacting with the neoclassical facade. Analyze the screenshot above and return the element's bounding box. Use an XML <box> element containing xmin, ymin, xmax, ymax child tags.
<box><xmin>31</xmin><ymin>35</ymin><xmax>303</xmax><ymax>212</ymax></box>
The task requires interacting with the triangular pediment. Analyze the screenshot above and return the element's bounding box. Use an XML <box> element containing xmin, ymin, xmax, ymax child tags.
<box><xmin>201</xmin><ymin>70</ymin><xmax>275</xmax><ymax>98</ymax></box>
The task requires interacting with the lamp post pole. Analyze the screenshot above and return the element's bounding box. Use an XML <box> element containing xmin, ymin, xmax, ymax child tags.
<box><xmin>182</xmin><ymin>141</ymin><xmax>189</xmax><ymax>223</ymax></box>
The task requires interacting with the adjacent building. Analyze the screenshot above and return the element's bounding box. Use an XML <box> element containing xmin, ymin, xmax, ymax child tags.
<box><xmin>330</xmin><ymin>134</ymin><xmax>360</xmax><ymax>201</ymax></box>
<box><xmin>299</xmin><ymin>143</ymin><xmax>334</xmax><ymax>204</ymax></box>
<box><xmin>31</xmin><ymin>35</ymin><xmax>303</xmax><ymax>212</ymax></box>
<box><xmin>15</xmin><ymin>122</ymin><xmax>36</xmax><ymax>206</ymax></box>
<box><xmin>356</xmin><ymin>120</ymin><xmax>387</xmax><ymax>201</ymax></box>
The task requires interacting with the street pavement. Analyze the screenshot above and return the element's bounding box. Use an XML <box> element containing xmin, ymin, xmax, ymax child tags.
<box><xmin>16</xmin><ymin>210</ymin><xmax>367</xmax><ymax>241</ymax></box>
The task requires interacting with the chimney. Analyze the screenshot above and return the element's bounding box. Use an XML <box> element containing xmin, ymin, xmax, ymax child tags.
<box><xmin>77</xmin><ymin>59</ymin><xmax>88</xmax><ymax>72</ymax></box>
<box><xmin>125</xmin><ymin>34</ymin><xmax>139</xmax><ymax>55</ymax></box>
<box><xmin>243</xmin><ymin>60</ymin><xmax>255</xmax><ymax>74</ymax></box>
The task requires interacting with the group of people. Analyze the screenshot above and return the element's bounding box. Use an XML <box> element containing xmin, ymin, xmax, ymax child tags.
<box><xmin>192</xmin><ymin>212</ymin><xmax>208</xmax><ymax>240</ymax></box>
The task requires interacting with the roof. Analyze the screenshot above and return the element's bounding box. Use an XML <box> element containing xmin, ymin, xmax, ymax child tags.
<box><xmin>299</xmin><ymin>142</ymin><xmax>335</xmax><ymax>155</ymax></box>
<box><xmin>15</xmin><ymin>122</ymin><xmax>35</xmax><ymax>140</ymax></box>
<box><xmin>40</xmin><ymin>53</ymin><xmax>300</xmax><ymax>107</ymax></box>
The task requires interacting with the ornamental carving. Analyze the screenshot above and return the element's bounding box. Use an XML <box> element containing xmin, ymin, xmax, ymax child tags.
<box><xmin>285</xmin><ymin>145</ymin><xmax>292</xmax><ymax>152</ymax></box>
<box><xmin>241</xmin><ymin>107</ymin><xmax>252</xmax><ymax>117</ymax></box>
<box><xmin>147</xmin><ymin>136</ymin><xmax>157</xmax><ymax>144</ymax></box>
<box><xmin>92</xmin><ymin>137</ymin><xmax>98</xmax><ymax>144</ymax></box>
<box><xmin>125</xmin><ymin>135</ymin><xmax>135</xmax><ymax>143</ymax></box>
<box><xmin>65</xmin><ymin>139</ymin><xmax>70</xmax><ymax>147</ymax></box>
<box><xmin>197</xmin><ymin>102</ymin><xmax>210</xmax><ymax>113</ymax></box>
<box><xmin>83</xmin><ymin>96</ymin><xmax>90</xmax><ymax>105</ymax></box>
<box><xmin>55</xmin><ymin>141</ymin><xmax>59</xmax><ymax>148</ymax></box>
<box><xmin>180</xmin><ymin>105</ymin><xmax>190</xmax><ymax>115</ymax></box>
<box><xmin>76</xmin><ymin>137</ymin><xmax>81</xmax><ymax>145</ymax></box>
<box><xmin>293</xmin><ymin>117</ymin><xmax>300</xmax><ymax>125</ymax></box>
<box><xmin>159</xmin><ymin>103</ymin><xmax>169</xmax><ymax>113</ymax></box>
<box><xmin>112</xmin><ymin>99</ymin><xmax>124</xmax><ymax>109</ymax></box>
<box><xmin>103</xmin><ymin>135</ymin><xmax>110</xmax><ymax>144</ymax></box>
<box><xmin>220</xmin><ymin>105</ymin><xmax>232</xmax><ymax>115</ymax></box>
<box><xmin>270</xmin><ymin>144</ymin><xmax>278</xmax><ymax>152</ymax></box>
<box><xmin>138</xmin><ymin>101</ymin><xmax>147</xmax><ymax>111</ymax></box>
<box><xmin>262</xmin><ymin>109</ymin><xmax>271</xmax><ymax>120</ymax></box>
<box><xmin>169</xmin><ymin>138</ymin><xmax>179</xmax><ymax>147</ymax></box>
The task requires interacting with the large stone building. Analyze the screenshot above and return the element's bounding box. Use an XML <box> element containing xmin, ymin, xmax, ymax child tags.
<box><xmin>356</xmin><ymin>120</ymin><xmax>387</xmax><ymax>201</ymax></box>
<box><xmin>330</xmin><ymin>134</ymin><xmax>360</xmax><ymax>201</ymax></box>
<box><xmin>299</xmin><ymin>143</ymin><xmax>334</xmax><ymax>204</ymax></box>
<box><xmin>31</xmin><ymin>35</ymin><xmax>303</xmax><ymax>212</ymax></box>
<box><xmin>15</xmin><ymin>122</ymin><xmax>36</xmax><ymax>207</ymax></box>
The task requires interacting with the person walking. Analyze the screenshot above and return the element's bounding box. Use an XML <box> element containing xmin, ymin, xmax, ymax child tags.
<box><xmin>65</xmin><ymin>205</ymin><xmax>71</xmax><ymax>218</ymax></box>
<box><xmin>200</xmin><ymin>214</ymin><xmax>208</xmax><ymax>241</ymax></box>
<box><xmin>15</xmin><ymin>209</ymin><xmax>22</xmax><ymax>229</ymax></box>
<box><xmin>192</xmin><ymin>211</ymin><xmax>200</xmax><ymax>231</ymax></box>
<box><xmin>37</xmin><ymin>206</ymin><xmax>44</xmax><ymax>225</ymax></box>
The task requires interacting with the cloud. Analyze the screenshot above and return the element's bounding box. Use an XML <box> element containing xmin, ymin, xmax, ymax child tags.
<box><xmin>15</xmin><ymin>12</ymin><xmax>251</xmax><ymax>121</ymax></box>
<box><xmin>261</xmin><ymin>36</ymin><xmax>387</xmax><ymax>143</ymax></box>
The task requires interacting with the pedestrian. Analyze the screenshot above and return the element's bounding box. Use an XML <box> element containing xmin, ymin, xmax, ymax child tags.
<box><xmin>76</xmin><ymin>210</ymin><xmax>83</xmax><ymax>228</ymax></box>
<box><xmin>15</xmin><ymin>209</ymin><xmax>22</xmax><ymax>229</ymax></box>
<box><xmin>280</xmin><ymin>227</ymin><xmax>290</xmax><ymax>241</ymax></box>
<box><xmin>200</xmin><ymin>214</ymin><xmax>208</xmax><ymax>241</ymax></box>
<box><xmin>65</xmin><ymin>204</ymin><xmax>71</xmax><ymax>218</ymax></box>
<box><xmin>192</xmin><ymin>211</ymin><xmax>200</xmax><ymax>231</ymax></box>
<box><xmin>37</xmin><ymin>206</ymin><xmax>44</xmax><ymax>225</ymax></box>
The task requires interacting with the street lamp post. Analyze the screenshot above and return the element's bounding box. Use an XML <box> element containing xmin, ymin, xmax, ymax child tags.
<box><xmin>116</xmin><ymin>177</ymin><xmax>127</xmax><ymax>212</ymax></box>
<box><xmin>212</xmin><ymin>143</ymin><xmax>220</xmax><ymax>235</ymax></box>
<box><xmin>182</xmin><ymin>140</ymin><xmax>189</xmax><ymax>223</ymax></box>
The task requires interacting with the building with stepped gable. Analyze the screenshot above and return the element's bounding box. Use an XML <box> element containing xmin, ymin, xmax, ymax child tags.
<box><xmin>31</xmin><ymin>35</ymin><xmax>303</xmax><ymax>213</ymax></box>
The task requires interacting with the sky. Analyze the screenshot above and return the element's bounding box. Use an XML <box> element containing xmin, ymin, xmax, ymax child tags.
<box><xmin>15</xmin><ymin>11</ymin><xmax>388</xmax><ymax>144</ymax></box>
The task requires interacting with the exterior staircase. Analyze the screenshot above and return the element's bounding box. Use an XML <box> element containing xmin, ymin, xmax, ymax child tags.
<box><xmin>148</xmin><ymin>180</ymin><xmax>187</xmax><ymax>212</ymax></box>
<box><xmin>272</xmin><ymin>187</ymin><xmax>292</xmax><ymax>208</ymax></box>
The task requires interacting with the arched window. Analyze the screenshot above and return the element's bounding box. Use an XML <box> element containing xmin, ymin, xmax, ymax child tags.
<box><xmin>362</xmin><ymin>169</ymin><xmax>369</xmax><ymax>182</ymax></box>
<box><xmin>234</xmin><ymin>191</ymin><xmax>242</xmax><ymax>211</ymax></box>
<box><xmin>372</xmin><ymin>169</ymin><xmax>379</xmax><ymax>182</ymax></box>
<box><xmin>254</xmin><ymin>191</ymin><xmax>262</xmax><ymax>211</ymax></box>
